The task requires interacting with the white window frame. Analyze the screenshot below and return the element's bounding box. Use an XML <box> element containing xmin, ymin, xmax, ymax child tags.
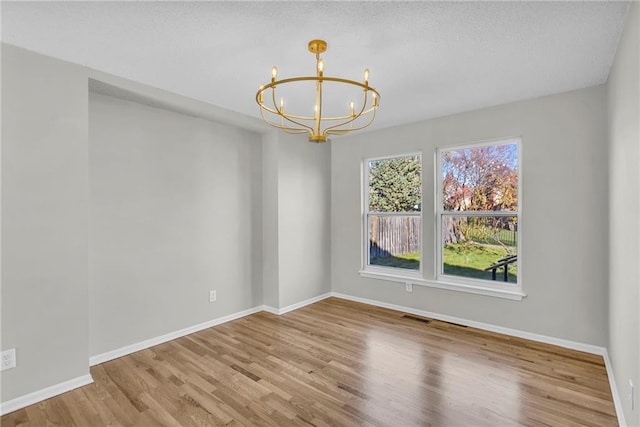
<box><xmin>362</xmin><ymin>152</ymin><xmax>423</xmax><ymax>278</ymax></box>
<box><xmin>435</xmin><ymin>138</ymin><xmax>523</xmax><ymax>295</ymax></box>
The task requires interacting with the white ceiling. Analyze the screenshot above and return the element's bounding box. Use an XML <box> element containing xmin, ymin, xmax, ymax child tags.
<box><xmin>1</xmin><ymin>1</ymin><xmax>630</xmax><ymax>132</ymax></box>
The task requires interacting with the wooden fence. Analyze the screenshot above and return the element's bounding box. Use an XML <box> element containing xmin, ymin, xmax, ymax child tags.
<box><xmin>369</xmin><ymin>216</ymin><xmax>421</xmax><ymax>258</ymax></box>
<box><xmin>465</xmin><ymin>226</ymin><xmax>517</xmax><ymax>247</ymax></box>
<box><xmin>369</xmin><ymin>215</ymin><xmax>516</xmax><ymax>259</ymax></box>
<box><xmin>449</xmin><ymin>216</ymin><xmax>518</xmax><ymax>247</ymax></box>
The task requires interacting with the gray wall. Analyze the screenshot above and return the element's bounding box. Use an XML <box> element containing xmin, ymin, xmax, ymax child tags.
<box><xmin>1</xmin><ymin>44</ymin><xmax>90</xmax><ymax>401</ymax></box>
<box><xmin>607</xmin><ymin>2</ymin><xmax>639</xmax><ymax>424</ymax></box>
<box><xmin>261</xmin><ymin>132</ymin><xmax>280</xmax><ymax>308</ymax></box>
<box><xmin>0</xmin><ymin>44</ymin><xmax>269</xmax><ymax>405</ymax></box>
<box><xmin>88</xmin><ymin>92</ymin><xmax>263</xmax><ymax>356</ymax></box>
<box><xmin>332</xmin><ymin>85</ymin><xmax>609</xmax><ymax>346</ymax></box>
<box><xmin>0</xmin><ymin>43</ymin><xmax>332</xmax><ymax>406</ymax></box>
<box><xmin>276</xmin><ymin>135</ymin><xmax>331</xmax><ymax>308</ymax></box>
<box><xmin>261</xmin><ymin>133</ymin><xmax>332</xmax><ymax>310</ymax></box>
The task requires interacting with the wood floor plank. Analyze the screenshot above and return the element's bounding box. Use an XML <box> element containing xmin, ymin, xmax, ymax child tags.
<box><xmin>1</xmin><ymin>297</ymin><xmax>618</xmax><ymax>426</ymax></box>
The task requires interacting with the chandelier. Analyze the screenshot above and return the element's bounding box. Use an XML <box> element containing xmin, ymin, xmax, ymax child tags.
<box><xmin>256</xmin><ymin>39</ymin><xmax>380</xmax><ymax>143</ymax></box>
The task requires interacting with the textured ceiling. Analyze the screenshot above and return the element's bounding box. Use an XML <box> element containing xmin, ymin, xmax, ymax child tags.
<box><xmin>1</xmin><ymin>1</ymin><xmax>630</xmax><ymax>132</ymax></box>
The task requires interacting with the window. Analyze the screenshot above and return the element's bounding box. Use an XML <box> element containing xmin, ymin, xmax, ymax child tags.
<box><xmin>364</xmin><ymin>154</ymin><xmax>422</xmax><ymax>273</ymax></box>
<box><xmin>437</xmin><ymin>140</ymin><xmax>520</xmax><ymax>289</ymax></box>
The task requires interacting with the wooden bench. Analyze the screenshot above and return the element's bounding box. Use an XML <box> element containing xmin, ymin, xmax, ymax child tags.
<box><xmin>484</xmin><ymin>255</ymin><xmax>517</xmax><ymax>282</ymax></box>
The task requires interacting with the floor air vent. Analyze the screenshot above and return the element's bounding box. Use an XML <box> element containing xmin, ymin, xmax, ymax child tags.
<box><xmin>402</xmin><ymin>315</ymin><xmax>468</xmax><ymax>328</ymax></box>
<box><xmin>402</xmin><ymin>314</ymin><xmax>432</xmax><ymax>324</ymax></box>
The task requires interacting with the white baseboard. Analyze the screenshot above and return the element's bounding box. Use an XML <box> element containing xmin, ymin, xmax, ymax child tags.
<box><xmin>2</xmin><ymin>292</ymin><xmax>625</xmax><ymax>425</ymax></box>
<box><xmin>263</xmin><ymin>292</ymin><xmax>332</xmax><ymax>315</ymax></box>
<box><xmin>91</xmin><ymin>293</ymin><xmax>332</xmax><ymax>367</ymax></box>
<box><xmin>1</xmin><ymin>305</ymin><xmax>266</xmax><ymax>416</ymax></box>
<box><xmin>330</xmin><ymin>292</ymin><xmax>607</xmax><ymax>355</ymax></box>
<box><xmin>602</xmin><ymin>350</ymin><xmax>627</xmax><ymax>427</ymax></box>
<box><xmin>330</xmin><ymin>292</ymin><xmax>627</xmax><ymax>426</ymax></box>
<box><xmin>0</xmin><ymin>374</ymin><xmax>93</xmax><ymax>416</ymax></box>
<box><xmin>261</xmin><ymin>305</ymin><xmax>280</xmax><ymax>315</ymax></box>
<box><xmin>89</xmin><ymin>305</ymin><xmax>264</xmax><ymax>366</ymax></box>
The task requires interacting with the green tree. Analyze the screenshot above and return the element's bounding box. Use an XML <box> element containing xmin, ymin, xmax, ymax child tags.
<box><xmin>369</xmin><ymin>155</ymin><xmax>421</xmax><ymax>212</ymax></box>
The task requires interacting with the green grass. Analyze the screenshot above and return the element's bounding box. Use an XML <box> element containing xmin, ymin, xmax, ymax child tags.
<box><xmin>465</xmin><ymin>227</ymin><xmax>517</xmax><ymax>247</ymax></box>
<box><xmin>370</xmin><ymin>244</ymin><xmax>517</xmax><ymax>283</ymax></box>
<box><xmin>370</xmin><ymin>252</ymin><xmax>420</xmax><ymax>270</ymax></box>
<box><xmin>444</xmin><ymin>242</ymin><xmax>517</xmax><ymax>283</ymax></box>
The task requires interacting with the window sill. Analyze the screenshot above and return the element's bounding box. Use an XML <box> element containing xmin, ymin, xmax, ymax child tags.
<box><xmin>358</xmin><ymin>270</ymin><xmax>526</xmax><ymax>301</ymax></box>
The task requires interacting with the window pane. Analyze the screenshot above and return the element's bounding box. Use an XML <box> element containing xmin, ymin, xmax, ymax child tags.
<box><xmin>441</xmin><ymin>215</ymin><xmax>517</xmax><ymax>283</ymax></box>
<box><xmin>441</xmin><ymin>143</ymin><xmax>518</xmax><ymax>212</ymax></box>
<box><xmin>369</xmin><ymin>155</ymin><xmax>421</xmax><ymax>213</ymax></box>
<box><xmin>368</xmin><ymin>215</ymin><xmax>420</xmax><ymax>270</ymax></box>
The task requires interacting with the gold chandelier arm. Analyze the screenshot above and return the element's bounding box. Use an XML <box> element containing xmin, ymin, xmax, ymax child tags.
<box><xmin>256</xmin><ymin>77</ymin><xmax>380</xmax><ymax>121</ymax></box>
<box><xmin>259</xmin><ymin>93</ymin><xmax>315</xmax><ymax>120</ymax></box>
<box><xmin>268</xmin><ymin>87</ymin><xmax>316</xmax><ymax>134</ymax></box>
<box><xmin>259</xmin><ymin>103</ymin><xmax>316</xmax><ymax>121</ymax></box>
<box><xmin>257</xmin><ymin>86</ymin><xmax>316</xmax><ymax>121</ymax></box>
<box><xmin>282</xmin><ymin>127</ymin><xmax>310</xmax><ymax>135</ymax></box>
<box><xmin>258</xmin><ymin>101</ymin><xmax>374</xmax><ymax>121</ymax></box>
<box><xmin>326</xmin><ymin>106</ymin><xmax>378</xmax><ymax>136</ymax></box>
<box><xmin>259</xmin><ymin>105</ymin><xmax>311</xmax><ymax>134</ymax></box>
<box><xmin>322</xmin><ymin>88</ymin><xmax>371</xmax><ymax>134</ymax></box>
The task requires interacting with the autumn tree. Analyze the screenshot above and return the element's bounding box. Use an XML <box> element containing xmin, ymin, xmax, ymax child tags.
<box><xmin>442</xmin><ymin>145</ymin><xmax>518</xmax><ymax>211</ymax></box>
<box><xmin>441</xmin><ymin>144</ymin><xmax>518</xmax><ymax>245</ymax></box>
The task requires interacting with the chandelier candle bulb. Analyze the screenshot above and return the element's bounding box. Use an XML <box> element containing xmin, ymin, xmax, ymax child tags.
<box><xmin>256</xmin><ymin>39</ymin><xmax>380</xmax><ymax>143</ymax></box>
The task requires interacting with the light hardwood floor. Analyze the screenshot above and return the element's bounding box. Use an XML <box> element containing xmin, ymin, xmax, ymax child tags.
<box><xmin>1</xmin><ymin>297</ymin><xmax>617</xmax><ymax>426</ymax></box>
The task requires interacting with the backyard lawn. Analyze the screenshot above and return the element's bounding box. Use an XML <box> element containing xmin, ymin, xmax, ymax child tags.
<box><xmin>443</xmin><ymin>242</ymin><xmax>517</xmax><ymax>283</ymax></box>
<box><xmin>370</xmin><ymin>252</ymin><xmax>420</xmax><ymax>270</ymax></box>
<box><xmin>370</xmin><ymin>243</ymin><xmax>517</xmax><ymax>283</ymax></box>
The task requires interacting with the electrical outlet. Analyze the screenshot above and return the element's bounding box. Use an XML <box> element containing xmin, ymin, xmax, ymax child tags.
<box><xmin>630</xmin><ymin>379</ymin><xmax>635</xmax><ymax>410</ymax></box>
<box><xmin>1</xmin><ymin>349</ymin><xmax>16</xmax><ymax>371</ymax></box>
<box><xmin>405</xmin><ymin>282</ymin><xmax>413</xmax><ymax>292</ymax></box>
<box><xmin>209</xmin><ymin>290</ymin><xmax>217</xmax><ymax>303</ymax></box>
